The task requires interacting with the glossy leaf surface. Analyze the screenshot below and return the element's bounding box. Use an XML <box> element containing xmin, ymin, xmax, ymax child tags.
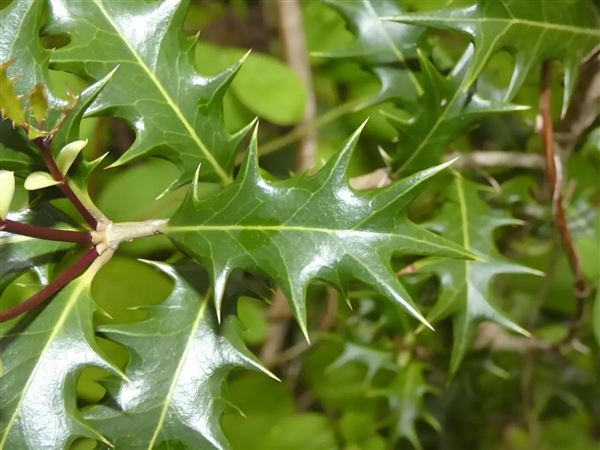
<box><xmin>0</xmin><ymin>263</ymin><xmax>117</xmax><ymax>449</ymax></box>
<box><xmin>166</xmin><ymin>126</ymin><xmax>475</xmax><ymax>337</ymax></box>
<box><xmin>0</xmin><ymin>206</ymin><xmax>77</xmax><ymax>294</ymax></box>
<box><xmin>86</xmin><ymin>262</ymin><xmax>270</xmax><ymax>450</ymax></box>
<box><xmin>416</xmin><ymin>174</ymin><xmax>542</xmax><ymax>374</ymax></box>
<box><xmin>46</xmin><ymin>0</ymin><xmax>248</xmax><ymax>186</ymax></box>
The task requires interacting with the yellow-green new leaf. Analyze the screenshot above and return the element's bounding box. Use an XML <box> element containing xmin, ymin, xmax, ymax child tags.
<box><xmin>56</xmin><ymin>139</ymin><xmax>88</xmax><ymax>176</ymax></box>
<box><xmin>0</xmin><ymin>170</ymin><xmax>15</xmax><ymax>220</ymax></box>
<box><xmin>24</xmin><ymin>171</ymin><xmax>60</xmax><ymax>190</ymax></box>
<box><xmin>0</xmin><ymin>62</ymin><xmax>25</xmax><ymax>126</ymax></box>
<box><xmin>28</xmin><ymin>83</ymin><xmax>48</xmax><ymax>124</ymax></box>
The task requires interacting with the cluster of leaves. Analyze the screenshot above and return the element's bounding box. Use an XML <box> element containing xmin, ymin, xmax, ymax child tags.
<box><xmin>1</xmin><ymin>0</ymin><xmax>600</xmax><ymax>449</ymax></box>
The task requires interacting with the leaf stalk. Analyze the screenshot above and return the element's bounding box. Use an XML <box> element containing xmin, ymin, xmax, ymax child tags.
<box><xmin>0</xmin><ymin>218</ymin><xmax>92</xmax><ymax>243</ymax></box>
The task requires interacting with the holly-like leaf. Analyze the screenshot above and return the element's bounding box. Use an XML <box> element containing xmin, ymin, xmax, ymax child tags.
<box><xmin>166</xmin><ymin>125</ymin><xmax>476</xmax><ymax>338</ymax></box>
<box><xmin>85</xmin><ymin>262</ymin><xmax>271</xmax><ymax>450</ymax></box>
<box><xmin>384</xmin><ymin>45</ymin><xmax>528</xmax><ymax>175</ymax></box>
<box><xmin>0</xmin><ymin>260</ymin><xmax>120</xmax><ymax>449</ymax></box>
<box><xmin>416</xmin><ymin>173</ymin><xmax>543</xmax><ymax>374</ymax></box>
<box><xmin>382</xmin><ymin>362</ymin><xmax>440</xmax><ymax>450</ymax></box>
<box><xmin>0</xmin><ymin>205</ymin><xmax>78</xmax><ymax>294</ymax></box>
<box><xmin>319</xmin><ymin>0</ymin><xmax>527</xmax><ymax>175</ymax></box>
<box><xmin>46</xmin><ymin>0</ymin><xmax>250</xmax><ymax>187</ymax></box>
<box><xmin>0</xmin><ymin>0</ymin><xmax>66</xmax><ymax>124</ymax></box>
<box><xmin>316</xmin><ymin>0</ymin><xmax>424</xmax><ymax>109</ymax></box>
<box><xmin>386</xmin><ymin>0</ymin><xmax>600</xmax><ymax>115</ymax></box>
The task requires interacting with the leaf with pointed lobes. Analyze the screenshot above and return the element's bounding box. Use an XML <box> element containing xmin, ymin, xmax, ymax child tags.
<box><xmin>46</xmin><ymin>0</ymin><xmax>251</xmax><ymax>186</ymax></box>
<box><xmin>384</xmin><ymin>0</ymin><xmax>600</xmax><ymax>116</ymax></box>
<box><xmin>166</xmin><ymin>123</ymin><xmax>476</xmax><ymax>341</ymax></box>
<box><xmin>0</xmin><ymin>61</ymin><xmax>26</xmax><ymax>126</ymax></box>
<box><xmin>85</xmin><ymin>262</ymin><xmax>274</xmax><ymax>450</ymax></box>
<box><xmin>0</xmin><ymin>261</ymin><xmax>122</xmax><ymax>450</ymax></box>
<box><xmin>415</xmin><ymin>173</ymin><xmax>544</xmax><ymax>375</ymax></box>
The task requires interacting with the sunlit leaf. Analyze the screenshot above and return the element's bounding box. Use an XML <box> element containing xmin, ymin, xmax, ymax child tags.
<box><xmin>166</xmin><ymin>125</ymin><xmax>476</xmax><ymax>338</ymax></box>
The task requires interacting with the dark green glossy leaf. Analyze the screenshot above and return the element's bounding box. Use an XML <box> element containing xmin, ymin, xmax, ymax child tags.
<box><xmin>166</xmin><ymin>125</ymin><xmax>476</xmax><ymax>337</ymax></box>
<box><xmin>386</xmin><ymin>0</ymin><xmax>600</xmax><ymax>115</ymax></box>
<box><xmin>384</xmin><ymin>45</ymin><xmax>528</xmax><ymax>175</ymax></box>
<box><xmin>416</xmin><ymin>174</ymin><xmax>542</xmax><ymax>374</ymax></box>
<box><xmin>0</xmin><ymin>205</ymin><xmax>78</xmax><ymax>295</ymax></box>
<box><xmin>0</xmin><ymin>262</ymin><xmax>119</xmax><ymax>449</ymax></box>
<box><xmin>46</xmin><ymin>0</ymin><xmax>248</xmax><ymax>186</ymax></box>
<box><xmin>85</xmin><ymin>262</ymin><xmax>271</xmax><ymax>450</ymax></box>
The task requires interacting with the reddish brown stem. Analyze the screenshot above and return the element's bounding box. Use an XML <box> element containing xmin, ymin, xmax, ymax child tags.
<box><xmin>539</xmin><ymin>61</ymin><xmax>589</xmax><ymax>342</ymax></box>
<box><xmin>0</xmin><ymin>219</ymin><xmax>92</xmax><ymax>244</ymax></box>
<box><xmin>0</xmin><ymin>246</ymin><xmax>98</xmax><ymax>323</ymax></box>
<box><xmin>33</xmin><ymin>136</ymin><xmax>98</xmax><ymax>229</ymax></box>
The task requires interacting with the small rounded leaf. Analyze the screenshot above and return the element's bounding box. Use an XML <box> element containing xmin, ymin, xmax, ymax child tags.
<box><xmin>0</xmin><ymin>170</ymin><xmax>15</xmax><ymax>220</ymax></box>
<box><xmin>56</xmin><ymin>139</ymin><xmax>88</xmax><ymax>176</ymax></box>
<box><xmin>24</xmin><ymin>172</ymin><xmax>60</xmax><ymax>190</ymax></box>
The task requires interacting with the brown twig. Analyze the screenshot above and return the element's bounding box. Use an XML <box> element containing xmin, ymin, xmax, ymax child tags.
<box><xmin>33</xmin><ymin>136</ymin><xmax>98</xmax><ymax>229</ymax></box>
<box><xmin>0</xmin><ymin>219</ymin><xmax>92</xmax><ymax>244</ymax></box>
<box><xmin>539</xmin><ymin>61</ymin><xmax>590</xmax><ymax>344</ymax></box>
<box><xmin>0</xmin><ymin>246</ymin><xmax>98</xmax><ymax>323</ymax></box>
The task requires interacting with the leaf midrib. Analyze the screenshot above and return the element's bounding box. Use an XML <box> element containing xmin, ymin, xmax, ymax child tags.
<box><xmin>0</xmin><ymin>273</ymin><xmax>93</xmax><ymax>447</ymax></box>
<box><xmin>387</xmin><ymin>15</ymin><xmax>600</xmax><ymax>37</ymax></box>
<box><xmin>147</xmin><ymin>294</ymin><xmax>210</xmax><ymax>450</ymax></box>
<box><xmin>92</xmin><ymin>0</ymin><xmax>232</xmax><ymax>185</ymax></box>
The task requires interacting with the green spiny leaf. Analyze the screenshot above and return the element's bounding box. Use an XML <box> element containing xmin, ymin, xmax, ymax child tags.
<box><xmin>0</xmin><ymin>0</ymin><xmax>67</xmax><ymax>125</ymax></box>
<box><xmin>416</xmin><ymin>173</ymin><xmax>543</xmax><ymax>374</ymax></box>
<box><xmin>46</xmin><ymin>0</ymin><xmax>249</xmax><ymax>186</ymax></box>
<box><xmin>85</xmin><ymin>262</ymin><xmax>272</xmax><ymax>450</ymax></box>
<box><xmin>0</xmin><ymin>262</ymin><xmax>120</xmax><ymax>449</ymax></box>
<box><xmin>383</xmin><ymin>362</ymin><xmax>440</xmax><ymax>450</ymax></box>
<box><xmin>316</xmin><ymin>0</ymin><xmax>424</xmax><ymax>108</ymax></box>
<box><xmin>385</xmin><ymin>0</ymin><xmax>600</xmax><ymax>115</ymax></box>
<box><xmin>384</xmin><ymin>45</ymin><xmax>528</xmax><ymax>175</ymax></box>
<box><xmin>166</xmin><ymin>125</ymin><xmax>476</xmax><ymax>339</ymax></box>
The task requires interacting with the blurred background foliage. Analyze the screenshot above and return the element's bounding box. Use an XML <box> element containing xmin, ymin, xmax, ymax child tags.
<box><xmin>1</xmin><ymin>0</ymin><xmax>599</xmax><ymax>449</ymax></box>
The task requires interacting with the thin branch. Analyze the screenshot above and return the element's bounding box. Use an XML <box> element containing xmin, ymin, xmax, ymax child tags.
<box><xmin>445</xmin><ymin>151</ymin><xmax>546</xmax><ymax>170</ymax></box>
<box><xmin>0</xmin><ymin>219</ymin><xmax>92</xmax><ymax>244</ymax></box>
<box><xmin>33</xmin><ymin>136</ymin><xmax>98</xmax><ymax>229</ymax></box>
<box><xmin>237</xmin><ymin>98</ymin><xmax>368</xmax><ymax>165</ymax></box>
<box><xmin>0</xmin><ymin>246</ymin><xmax>99</xmax><ymax>323</ymax></box>
<box><xmin>539</xmin><ymin>61</ymin><xmax>590</xmax><ymax>344</ymax></box>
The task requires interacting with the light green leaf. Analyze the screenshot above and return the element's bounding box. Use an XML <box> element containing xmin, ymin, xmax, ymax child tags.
<box><xmin>0</xmin><ymin>170</ymin><xmax>15</xmax><ymax>220</ymax></box>
<box><xmin>0</xmin><ymin>62</ymin><xmax>26</xmax><ymax>126</ymax></box>
<box><xmin>56</xmin><ymin>139</ymin><xmax>88</xmax><ymax>176</ymax></box>
<box><xmin>85</xmin><ymin>262</ymin><xmax>272</xmax><ymax>450</ymax></box>
<box><xmin>386</xmin><ymin>0</ymin><xmax>600</xmax><ymax>115</ymax></box>
<box><xmin>24</xmin><ymin>171</ymin><xmax>60</xmax><ymax>190</ymax></box>
<box><xmin>166</xmin><ymin>125</ymin><xmax>476</xmax><ymax>338</ymax></box>
<box><xmin>28</xmin><ymin>83</ymin><xmax>49</xmax><ymax>124</ymax></box>
<box><xmin>594</xmin><ymin>288</ymin><xmax>600</xmax><ymax>346</ymax></box>
<box><xmin>195</xmin><ymin>42</ymin><xmax>307</xmax><ymax>126</ymax></box>
<box><xmin>46</xmin><ymin>0</ymin><xmax>249</xmax><ymax>186</ymax></box>
<box><xmin>416</xmin><ymin>173</ymin><xmax>543</xmax><ymax>374</ymax></box>
<box><xmin>0</xmin><ymin>260</ymin><xmax>119</xmax><ymax>449</ymax></box>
